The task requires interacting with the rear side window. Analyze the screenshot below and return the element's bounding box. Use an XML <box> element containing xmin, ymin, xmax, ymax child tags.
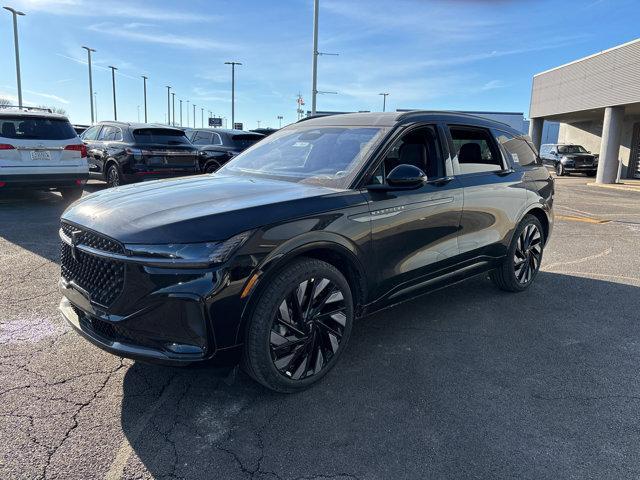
<box><xmin>449</xmin><ymin>126</ymin><xmax>503</xmax><ymax>174</ymax></box>
<box><xmin>0</xmin><ymin>116</ymin><xmax>76</xmax><ymax>140</ymax></box>
<box><xmin>493</xmin><ymin>130</ymin><xmax>540</xmax><ymax>166</ymax></box>
<box><xmin>98</xmin><ymin>126</ymin><xmax>123</xmax><ymax>142</ymax></box>
<box><xmin>231</xmin><ymin>134</ymin><xmax>263</xmax><ymax>150</ymax></box>
<box><xmin>132</xmin><ymin>128</ymin><xmax>190</xmax><ymax>145</ymax></box>
<box><xmin>191</xmin><ymin>131</ymin><xmax>213</xmax><ymax>145</ymax></box>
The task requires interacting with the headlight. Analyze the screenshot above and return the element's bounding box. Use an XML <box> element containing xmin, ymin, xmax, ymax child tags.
<box><xmin>124</xmin><ymin>231</ymin><xmax>252</xmax><ymax>267</ymax></box>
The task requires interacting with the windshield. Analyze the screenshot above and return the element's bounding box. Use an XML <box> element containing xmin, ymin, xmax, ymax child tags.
<box><xmin>0</xmin><ymin>116</ymin><xmax>76</xmax><ymax>140</ymax></box>
<box><xmin>218</xmin><ymin>125</ymin><xmax>388</xmax><ymax>188</ymax></box>
<box><xmin>132</xmin><ymin>128</ymin><xmax>190</xmax><ymax>145</ymax></box>
<box><xmin>558</xmin><ymin>145</ymin><xmax>588</xmax><ymax>154</ymax></box>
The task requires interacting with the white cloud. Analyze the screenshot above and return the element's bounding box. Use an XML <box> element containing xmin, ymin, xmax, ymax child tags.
<box><xmin>15</xmin><ymin>0</ymin><xmax>219</xmax><ymax>22</ymax></box>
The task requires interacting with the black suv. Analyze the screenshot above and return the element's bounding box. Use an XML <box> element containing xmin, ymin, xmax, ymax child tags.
<box><xmin>184</xmin><ymin>128</ymin><xmax>264</xmax><ymax>173</ymax></box>
<box><xmin>59</xmin><ymin>111</ymin><xmax>553</xmax><ymax>392</ymax></box>
<box><xmin>539</xmin><ymin>143</ymin><xmax>598</xmax><ymax>176</ymax></box>
<box><xmin>81</xmin><ymin>122</ymin><xmax>199</xmax><ymax>187</ymax></box>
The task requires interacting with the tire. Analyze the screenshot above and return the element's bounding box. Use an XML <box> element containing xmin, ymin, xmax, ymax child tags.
<box><xmin>491</xmin><ymin>215</ymin><xmax>545</xmax><ymax>292</ymax></box>
<box><xmin>204</xmin><ymin>161</ymin><xmax>221</xmax><ymax>174</ymax></box>
<box><xmin>555</xmin><ymin>163</ymin><xmax>565</xmax><ymax>176</ymax></box>
<box><xmin>106</xmin><ymin>163</ymin><xmax>124</xmax><ymax>188</ymax></box>
<box><xmin>242</xmin><ymin>258</ymin><xmax>354</xmax><ymax>393</ymax></box>
<box><xmin>586</xmin><ymin>171</ymin><xmax>597</xmax><ymax>177</ymax></box>
<box><xmin>60</xmin><ymin>187</ymin><xmax>83</xmax><ymax>201</ymax></box>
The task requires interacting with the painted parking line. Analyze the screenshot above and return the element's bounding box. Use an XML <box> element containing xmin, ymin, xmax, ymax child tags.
<box><xmin>555</xmin><ymin>214</ymin><xmax>610</xmax><ymax>224</ymax></box>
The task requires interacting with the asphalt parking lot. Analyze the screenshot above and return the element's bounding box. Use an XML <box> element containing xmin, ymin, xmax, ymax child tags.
<box><xmin>2</xmin><ymin>176</ymin><xmax>640</xmax><ymax>480</ymax></box>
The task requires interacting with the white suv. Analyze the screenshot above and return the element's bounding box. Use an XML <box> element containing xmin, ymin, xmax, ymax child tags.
<box><xmin>0</xmin><ymin>107</ymin><xmax>89</xmax><ymax>200</ymax></box>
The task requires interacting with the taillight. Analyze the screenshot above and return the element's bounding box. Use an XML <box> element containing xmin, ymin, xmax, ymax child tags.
<box><xmin>0</xmin><ymin>182</ymin><xmax>6</xmax><ymax>187</ymax></box>
<box><xmin>0</xmin><ymin>144</ymin><xmax>15</xmax><ymax>150</ymax></box>
<box><xmin>65</xmin><ymin>144</ymin><xmax>87</xmax><ymax>158</ymax></box>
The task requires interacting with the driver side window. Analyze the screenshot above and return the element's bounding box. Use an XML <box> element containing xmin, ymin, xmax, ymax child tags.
<box><xmin>370</xmin><ymin>125</ymin><xmax>443</xmax><ymax>185</ymax></box>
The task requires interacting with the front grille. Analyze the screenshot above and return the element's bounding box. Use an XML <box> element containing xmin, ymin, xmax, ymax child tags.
<box><xmin>73</xmin><ymin>306</ymin><xmax>155</xmax><ymax>348</ymax></box>
<box><xmin>60</xmin><ymin>223</ymin><xmax>125</xmax><ymax>307</ymax></box>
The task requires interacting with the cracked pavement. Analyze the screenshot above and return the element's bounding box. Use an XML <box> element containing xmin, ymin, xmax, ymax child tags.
<box><xmin>2</xmin><ymin>177</ymin><xmax>640</xmax><ymax>479</ymax></box>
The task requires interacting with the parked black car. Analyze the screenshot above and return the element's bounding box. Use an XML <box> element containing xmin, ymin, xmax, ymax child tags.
<box><xmin>59</xmin><ymin>111</ymin><xmax>553</xmax><ymax>392</ymax></box>
<box><xmin>184</xmin><ymin>128</ymin><xmax>264</xmax><ymax>173</ymax></box>
<box><xmin>539</xmin><ymin>143</ymin><xmax>598</xmax><ymax>176</ymax></box>
<box><xmin>80</xmin><ymin>122</ymin><xmax>199</xmax><ymax>187</ymax></box>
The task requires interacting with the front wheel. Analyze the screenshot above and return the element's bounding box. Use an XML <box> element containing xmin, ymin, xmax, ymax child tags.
<box><xmin>491</xmin><ymin>215</ymin><xmax>545</xmax><ymax>292</ymax></box>
<box><xmin>204</xmin><ymin>161</ymin><xmax>221</xmax><ymax>174</ymax></box>
<box><xmin>242</xmin><ymin>258</ymin><xmax>354</xmax><ymax>393</ymax></box>
<box><xmin>586</xmin><ymin>171</ymin><xmax>597</xmax><ymax>177</ymax></box>
<box><xmin>555</xmin><ymin>163</ymin><xmax>566</xmax><ymax>176</ymax></box>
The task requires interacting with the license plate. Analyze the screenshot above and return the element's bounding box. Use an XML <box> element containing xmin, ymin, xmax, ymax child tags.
<box><xmin>31</xmin><ymin>150</ymin><xmax>51</xmax><ymax>161</ymax></box>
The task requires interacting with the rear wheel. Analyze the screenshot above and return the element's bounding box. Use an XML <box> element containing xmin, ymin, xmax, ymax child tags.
<box><xmin>204</xmin><ymin>161</ymin><xmax>221</xmax><ymax>174</ymax></box>
<box><xmin>60</xmin><ymin>187</ymin><xmax>83</xmax><ymax>201</ymax></box>
<box><xmin>106</xmin><ymin>163</ymin><xmax>123</xmax><ymax>188</ymax></box>
<box><xmin>242</xmin><ymin>258</ymin><xmax>353</xmax><ymax>393</ymax></box>
<box><xmin>491</xmin><ymin>215</ymin><xmax>544</xmax><ymax>292</ymax></box>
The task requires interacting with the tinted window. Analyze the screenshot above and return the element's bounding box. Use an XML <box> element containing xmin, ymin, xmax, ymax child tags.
<box><xmin>230</xmin><ymin>134</ymin><xmax>263</xmax><ymax>150</ymax></box>
<box><xmin>449</xmin><ymin>126</ymin><xmax>503</xmax><ymax>174</ymax></box>
<box><xmin>98</xmin><ymin>126</ymin><xmax>123</xmax><ymax>142</ymax></box>
<box><xmin>494</xmin><ymin>130</ymin><xmax>539</xmax><ymax>166</ymax></box>
<box><xmin>219</xmin><ymin>125</ymin><xmax>388</xmax><ymax>189</ymax></box>
<box><xmin>81</xmin><ymin>125</ymin><xmax>101</xmax><ymax>141</ymax></box>
<box><xmin>558</xmin><ymin>145</ymin><xmax>588</xmax><ymax>154</ymax></box>
<box><xmin>191</xmin><ymin>131</ymin><xmax>213</xmax><ymax>145</ymax></box>
<box><xmin>132</xmin><ymin>128</ymin><xmax>190</xmax><ymax>145</ymax></box>
<box><xmin>0</xmin><ymin>116</ymin><xmax>76</xmax><ymax>140</ymax></box>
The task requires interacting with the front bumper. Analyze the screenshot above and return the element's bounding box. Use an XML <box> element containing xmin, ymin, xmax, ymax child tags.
<box><xmin>564</xmin><ymin>165</ymin><xmax>597</xmax><ymax>173</ymax></box>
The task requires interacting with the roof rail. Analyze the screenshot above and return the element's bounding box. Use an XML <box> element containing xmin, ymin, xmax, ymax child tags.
<box><xmin>296</xmin><ymin>113</ymin><xmax>338</xmax><ymax>123</ymax></box>
<box><xmin>396</xmin><ymin>109</ymin><xmax>514</xmax><ymax>129</ymax></box>
<box><xmin>0</xmin><ymin>105</ymin><xmax>54</xmax><ymax>113</ymax></box>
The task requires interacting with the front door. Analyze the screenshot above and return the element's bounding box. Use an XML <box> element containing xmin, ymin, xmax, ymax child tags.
<box><xmin>361</xmin><ymin>124</ymin><xmax>463</xmax><ymax>301</ymax></box>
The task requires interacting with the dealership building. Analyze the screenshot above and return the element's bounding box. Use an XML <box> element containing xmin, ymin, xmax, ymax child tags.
<box><xmin>529</xmin><ymin>38</ymin><xmax>640</xmax><ymax>182</ymax></box>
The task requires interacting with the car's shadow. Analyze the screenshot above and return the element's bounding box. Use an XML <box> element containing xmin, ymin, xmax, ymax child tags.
<box><xmin>119</xmin><ymin>272</ymin><xmax>640</xmax><ymax>479</ymax></box>
<box><xmin>0</xmin><ymin>183</ymin><xmax>105</xmax><ymax>263</ymax></box>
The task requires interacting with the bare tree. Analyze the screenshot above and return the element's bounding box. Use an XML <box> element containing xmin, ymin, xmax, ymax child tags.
<box><xmin>0</xmin><ymin>98</ymin><xmax>10</xmax><ymax>109</ymax></box>
<box><xmin>37</xmin><ymin>104</ymin><xmax>67</xmax><ymax>116</ymax></box>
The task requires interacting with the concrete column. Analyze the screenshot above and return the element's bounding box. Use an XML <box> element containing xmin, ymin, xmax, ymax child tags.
<box><xmin>596</xmin><ymin>106</ymin><xmax>625</xmax><ymax>184</ymax></box>
<box><xmin>529</xmin><ymin>117</ymin><xmax>544</xmax><ymax>152</ymax></box>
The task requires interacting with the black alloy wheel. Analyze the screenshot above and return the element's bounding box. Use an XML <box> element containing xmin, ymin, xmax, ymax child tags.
<box><xmin>205</xmin><ymin>161</ymin><xmax>221</xmax><ymax>174</ymax></box>
<box><xmin>491</xmin><ymin>215</ymin><xmax>544</xmax><ymax>292</ymax></box>
<box><xmin>107</xmin><ymin>164</ymin><xmax>122</xmax><ymax>188</ymax></box>
<box><xmin>242</xmin><ymin>258</ymin><xmax>353</xmax><ymax>392</ymax></box>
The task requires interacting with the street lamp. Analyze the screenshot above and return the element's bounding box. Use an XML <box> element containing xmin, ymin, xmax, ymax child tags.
<box><xmin>186</xmin><ymin>100</ymin><xmax>190</xmax><ymax>127</ymax></box>
<box><xmin>201</xmin><ymin>107</ymin><xmax>204</xmax><ymax>128</ymax></box>
<box><xmin>108</xmin><ymin>66</ymin><xmax>117</xmax><ymax>120</ymax></box>
<box><xmin>82</xmin><ymin>46</ymin><xmax>96</xmax><ymax>123</ymax></box>
<box><xmin>277</xmin><ymin>115</ymin><xmax>283</xmax><ymax>128</ymax></box>
<box><xmin>379</xmin><ymin>92</ymin><xmax>389</xmax><ymax>112</ymax></box>
<box><xmin>171</xmin><ymin>92</ymin><xmax>175</xmax><ymax>126</ymax></box>
<box><xmin>165</xmin><ymin>86</ymin><xmax>171</xmax><ymax>126</ymax></box>
<box><xmin>257</xmin><ymin>120</ymin><xmax>261</xmax><ymax>128</ymax></box>
<box><xmin>3</xmin><ymin>7</ymin><xmax>25</xmax><ymax>109</ymax></box>
<box><xmin>142</xmin><ymin>75</ymin><xmax>148</xmax><ymax>123</ymax></box>
<box><xmin>94</xmin><ymin>91</ymin><xmax>98</xmax><ymax>121</ymax></box>
<box><xmin>179</xmin><ymin>99</ymin><xmax>183</xmax><ymax>127</ymax></box>
<box><xmin>193</xmin><ymin>104</ymin><xmax>196</xmax><ymax>129</ymax></box>
<box><xmin>224</xmin><ymin>61</ymin><xmax>242</xmax><ymax>128</ymax></box>
<box><xmin>310</xmin><ymin>0</ymin><xmax>319</xmax><ymax>115</ymax></box>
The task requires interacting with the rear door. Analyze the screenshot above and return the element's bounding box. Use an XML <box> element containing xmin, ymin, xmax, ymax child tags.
<box><xmin>0</xmin><ymin>114</ymin><xmax>84</xmax><ymax>174</ymax></box>
<box><xmin>446</xmin><ymin>124</ymin><xmax>526</xmax><ymax>260</ymax></box>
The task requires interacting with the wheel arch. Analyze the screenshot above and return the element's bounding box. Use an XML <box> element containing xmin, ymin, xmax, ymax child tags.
<box><xmin>234</xmin><ymin>237</ymin><xmax>369</xmax><ymax>345</ymax></box>
<box><xmin>523</xmin><ymin>206</ymin><xmax>550</xmax><ymax>244</ymax></box>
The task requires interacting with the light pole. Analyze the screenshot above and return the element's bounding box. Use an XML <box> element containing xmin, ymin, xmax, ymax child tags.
<box><xmin>137</xmin><ymin>105</ymin><xmax>140</xmax><ymax>122</ymax></box>
<box><xmin>171</xmin><ymin>92</ymin><xmax>175</xmax><ymax>126</ymax></box>
<box><xmin>311</xmin><ymin>0</ymin><xmax>319</xmax><ymax>115</ymax></box>
<box><xmin>179</xmin><ymin>99</ymin><xmax>183</xmax><ymax>127</ymax></box>
<box><xmin>193</xmin><ymin>104</ymin><xmax>196</xmax><ymax>128</ymax></box>
<box><xmin>224</xmin><ymin>61</ymin><xmax>242</xmax><ymax>128</ymax></box>
<box><xmin>201</xmin><ymin>107</ymin><xmax>204</xmax><ymax>128</ymax></box>
<box><xmin>142</xmin><ymin>75</ymin><xmax>148</xmax><ymax>123</ymax></box>
<box><xmin>165</xmin><ymin>86</ymin><xmax>171</xmax><ymax>126</ymax></box>
<box><xmin>94</xmin><ymin>91</ymin><xmax>98</xmax><ymax>121</ymax></box>
<box><xmin>379</xmin><ymin>92</ymin><xmax>389</xmax><ymax>112</ymax></box>
<box><xmin>108</xmin><ymin>66</ymin><xmax>117</xmax><ymax>120</ymax></box>
<box><xmin>257</xmin><ymin>120</ymin><xmax>261</xmax><ymax>128</ymax></box>
<box><xmin>4</xmin><ymin>7</ymin><xmax>25</xmax><ymax>109</ymax></box>
<box><xmin>82</xmin><ymin>46</ymin><xmax>96</xmax><ymax>123</ymax></box>
<box><xmin>186</xmin><ymin>100</ymin><xmax>190</xmax><ymax>127</ymax></box>
<box><xmin>277</xmin><ymin>115</ymin><xmax>283</xmax><ymax>128</ymax></box>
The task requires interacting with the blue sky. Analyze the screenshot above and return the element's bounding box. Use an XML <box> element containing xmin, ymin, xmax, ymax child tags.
<box><xmin>0</xmin><ymin>0</ymin><xmax>638</xmax><ymax>128</ymax></box>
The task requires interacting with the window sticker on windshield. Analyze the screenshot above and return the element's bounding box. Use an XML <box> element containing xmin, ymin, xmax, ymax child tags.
<box><xmin>511</xmin><ymin>153</ymin><xmax>519</xmax><ymax>163</ymax></box>
<box><xmin>293</xmin><ymin>141</ymin><xmax>309</xmax><ymax>147</ymax></box>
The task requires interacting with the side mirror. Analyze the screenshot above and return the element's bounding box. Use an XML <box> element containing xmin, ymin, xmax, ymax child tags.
<box><xmin>368</xmin><ymin>164</ymin><xmax>427</xmax><ymax>191</ymax></box>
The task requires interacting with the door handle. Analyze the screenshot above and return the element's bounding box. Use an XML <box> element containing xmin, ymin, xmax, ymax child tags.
<box><xmin>427</xmin><ymin>176</ymin><xmax>454</xmax><ymax>186</ymax></box>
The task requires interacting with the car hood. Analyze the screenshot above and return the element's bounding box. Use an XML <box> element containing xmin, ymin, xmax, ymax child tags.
<box><xmin>62</xmin><ymin>174</ymin><xmax>355</xmax><ymax>244</ymax></box>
